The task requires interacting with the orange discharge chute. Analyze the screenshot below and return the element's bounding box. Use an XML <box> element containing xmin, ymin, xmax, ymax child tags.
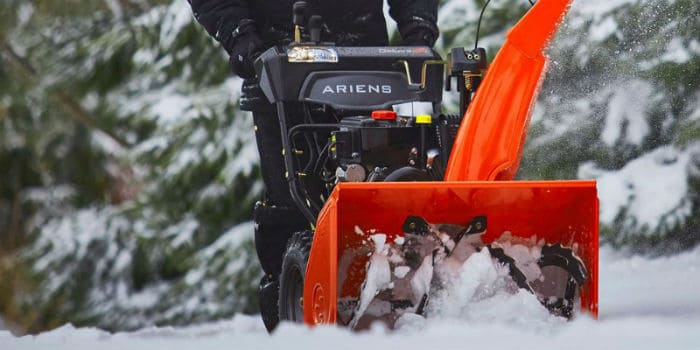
<box><xmin>303</xmin><ymin>0</ymin><xmax>598</xmax><ymax>325</ymax></box>
<box><xmin>445</xmin><ymin>0</ymin><xmax>571</xmax><ymax>181</ymax></box>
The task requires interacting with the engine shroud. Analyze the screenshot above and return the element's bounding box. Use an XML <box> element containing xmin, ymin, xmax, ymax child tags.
<box><xmin>255</xmin><ymin>44</ymin><xmax>459</xmax><ymax>220</ymax></box>
<box><xmin>256</xmin><ymin>46</ymin><xmax>444</xmax><ymax>112</ymax></box>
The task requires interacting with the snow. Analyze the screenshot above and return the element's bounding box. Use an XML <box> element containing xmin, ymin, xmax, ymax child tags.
<box><xmin>150</xmin><ymin>94</ymin><xmax>193</xmax><ymax>127</ymax></box>
<box><xmin>351</xmin><ymin>234</ymin><xmax>393</xmax><ymax>327</ymax></box>
<box><xmin>600</xmin><ymin>246</ymin><xmax>700</xmax><ymax>319</ymax></box>
<box><xmin>394</xmin><ymin>266</ymin><xmax>411</xmax><ymax>279</ymax></box>
<box><xmin>571</xmin><ymin>0</ymin><xmax>638</xmax><ymax>20</ymax></box>
<box><xmin>492</xmin><ymin>240</ymin><xmax>543</xmax><ymax>282</ymax></box>
<box><xmin>91</xmin><ymin>131</ymin><xmax>127</xmax><ymax>156</ymax></box>
<box><xmin>588</xmin><ymin>16</ymin><xmax>618</xmax><ymax>42</ymax></box>
<box><xmin>199</xmin><ymin>222</ymin><xmax>256</xmax><ymax>260</ymax></box>
<box><xmin>22</xmin><ymin>185</ymin><xmax>76</xmax><ymax>204</ymax></box>
<box><xmin>2</xmin><ymin>246</ymin><xmax>699</xmax><ymax>349</ymax></box>
<box><xmin>382</xmin><ymin>1</ymin><xmax>398</xmax><ymax>41</ymax></box>
<box><xmin>601</xmin><ymin>79</ymin><xmax>653</xmax><ymax>146</ymax></box>
<box><xmin>690</xmin><ymin>93</ymin><xmax>700</xmax><ymax>122</ymax></box>
<box><xmin>409</xmin><ymin>256</ymin><xmax>433</xmax><ymax>304</ymax></box>
<box><xmin>429</xmin><ymin>249</ymin><xmax>549</xmax><ymax>324</ymax></box>
<box><xmin>347</xmin><ymin>224</ymin><xmax>585</xmax><ymax>330</ymax></box>
<box><xmin>17</xmin><ymin>3</ymin><xmax>35</xmax><ymax>27</ymax></box>
<box><xmin>437</xmin><ymin>0</ymin><xmax>479</xmax><ymax>32</ymax></box>
<box><xmin>23</xmin><ymin>207</ymin><xmax>259</xmax><ymax>330</ymax></box>
<box><xmin>662</xmin><ymin>38</ymin><xmax>694</xmax><ymax>64</ymax></box>
<box><xmin>33</xmin><ymin>207</ymin><xmax>118</xmax><ymax>273</ymax></box>
<box><xmin>182</xmin><ymin>222</ymin><xmax>256</xmax><ymax>287</ymax></box>
<box><xmin>579</xmin><ymin>144</ymin><xmax>698</xmax><ymax>233</ymax></box>
<box><xmin>160</xmin><ymin>1</ymin><xmax>192</xmax><ymax>48</ymax></box>
<box><xmin>165</xmin><ymin>217</ymin><xmax>199</xmax><ymax>247</ymax></box>
<box><xmin>104</xmin><ymin>0</ymin><xmax>123</xmax><ymax>19</ymax></box>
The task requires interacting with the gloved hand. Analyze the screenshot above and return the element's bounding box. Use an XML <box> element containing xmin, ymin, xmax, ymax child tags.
<box><xmin>401</xmin><ymin>28</ymin><xmax>434</xmax><ymax>46</ymax></box>
<box><xmin>221</xmin><ymin>19</ymin><xmax>265</xmax><ymax>79</ymax></box>
<box><xmin>399</xmin><ymin>18</ymin><xmax>439</xmax><ymax>47</ymax></box>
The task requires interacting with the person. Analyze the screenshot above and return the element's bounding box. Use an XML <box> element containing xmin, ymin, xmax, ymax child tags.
<box><xmin>187</xmin><ymin>0</ymin><xmax>439</xmax><ymax>331</ymax></box>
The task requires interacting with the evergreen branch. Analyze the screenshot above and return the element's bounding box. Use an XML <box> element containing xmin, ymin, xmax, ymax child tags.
<box><xmin>0</xmin><ymin>39</ymin><xmax>129</xmax><ymax>148</ymax></box>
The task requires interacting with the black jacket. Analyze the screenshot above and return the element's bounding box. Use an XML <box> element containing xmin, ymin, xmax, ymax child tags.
<box><xmin>188</xmin><ymin>0</ymin><xmax>439</xmax><ymax>109</ymax></box>
<box><xmin>189</xmin><ymin>0</ymin><xmax>438</xmax><ymax>53</ymax></box>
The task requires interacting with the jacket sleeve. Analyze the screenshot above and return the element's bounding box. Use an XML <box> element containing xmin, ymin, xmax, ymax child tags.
<box><xmin>387</xmin><ymin>0</ymin><xmax>440</xmax><ymax>45</ymax></box>
<box><xmin>187</xmin><ymin>0</ymin><xmax>253</xmax><ymax>54</ymax></box>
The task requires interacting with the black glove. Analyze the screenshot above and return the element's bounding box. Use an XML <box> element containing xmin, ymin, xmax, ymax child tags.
<box><xmin>399</xmin><ymin>18</ymin><xmax>439</xmax><ymax>47</ymax></box>
<box><xmin>220</xmin><ymin>19</ymin><xmax>266</xmax><ymax>79</ymax></box>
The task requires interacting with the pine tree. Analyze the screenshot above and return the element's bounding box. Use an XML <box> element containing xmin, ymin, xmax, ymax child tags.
<box><xmin>440</xmin><ymin>0</ymin><xmax>700</xmax><ymax>253</ymax></box>
<box><xmin>2</xmin><ymin>0</ymin><xmax>262</xmax><ymax>332</ymax></box>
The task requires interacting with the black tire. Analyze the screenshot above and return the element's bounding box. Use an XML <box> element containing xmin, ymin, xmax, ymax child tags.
<box><xmin>384</xmin><ymin>166</ymin><xmax>431</xmax><ymax>182</ymax></box>
<box><xmin>258</xmin><ymin>274</ymin><xmax>280</xmax><ymax>333</ymax></box>
<box><xmin>278</xmin><ymin>230</ymin><xmax>314</xmax><ymax>323</ymax></box>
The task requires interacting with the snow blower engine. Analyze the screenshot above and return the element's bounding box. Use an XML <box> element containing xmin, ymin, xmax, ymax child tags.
<box><xmin>254</xmin><ymin>23</ymin><xmax>475</xmax><ymax>220</ymax></box>
<box><xmin>254</xmin><ymin>0</ymin><xmax>598</xmax><ymax>331</ymax></box>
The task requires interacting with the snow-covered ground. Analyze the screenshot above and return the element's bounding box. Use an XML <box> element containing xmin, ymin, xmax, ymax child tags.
<box><xmin>2</xmin><ymin>246</ymin><xmax>699</xmax><ymax>350</ymax></box>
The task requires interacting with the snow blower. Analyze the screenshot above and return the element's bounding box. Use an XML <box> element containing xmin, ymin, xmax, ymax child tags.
<box><xmin>253</xmin><ymin>0</ymin><xmax>598</xmax><ymax>329</ymax></box>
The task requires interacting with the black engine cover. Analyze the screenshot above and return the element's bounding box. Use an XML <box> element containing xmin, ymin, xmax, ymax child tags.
<box><xmin>299</xmin><ymin>71</ymin><xmax>415</xmax><ymax>110</ymax></box>
<box><xmin>255</xmin><ymin>46</ymin><xmax>444</xmax><ymax>112</ymax></box>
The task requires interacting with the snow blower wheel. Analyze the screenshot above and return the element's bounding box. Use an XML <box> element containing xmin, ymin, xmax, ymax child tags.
<box><xmin>259</xmin><ymin>274</ymin><xmax>280</xmax><ymax>332</ymax></box>
<box><xmin>279</xmin><ymin>231</ymin><xmax>313</xmax><ymax>324</ymax></box>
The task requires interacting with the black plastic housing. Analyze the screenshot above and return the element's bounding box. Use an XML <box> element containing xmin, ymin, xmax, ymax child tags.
<box><xmin>255</xmin><ymin>46</ymin><xmax>444</xmax><ymax>113</ymax></box>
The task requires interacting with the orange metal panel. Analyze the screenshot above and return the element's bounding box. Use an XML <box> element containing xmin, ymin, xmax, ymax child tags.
<box><xmin>305</xmin><ymin>181</ymin><xmax>599</xmax><ymax>324</ymax></box>
<box><xmin>304</xmin><ymin>191</ymin><xmax>339</xmax><ymax>325</ymax></box>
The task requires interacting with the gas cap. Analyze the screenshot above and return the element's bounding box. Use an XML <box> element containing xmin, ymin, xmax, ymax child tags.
<box><xmin>336</xmin><ymin>164</ymin><xmax>367</xmax><ymax>182</ymax></box>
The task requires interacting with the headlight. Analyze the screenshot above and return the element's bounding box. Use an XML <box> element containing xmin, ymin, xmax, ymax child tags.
<box><xmin>287</xmin><ymin>46</ymin><xmax>339</xmax><ymax>63</ymax></box>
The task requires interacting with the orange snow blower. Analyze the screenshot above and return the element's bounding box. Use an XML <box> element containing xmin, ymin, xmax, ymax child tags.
<box><xmin>254</xmin><ymin>0</ymin><xmax>598</xmax><ymax>330</ymax></box>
